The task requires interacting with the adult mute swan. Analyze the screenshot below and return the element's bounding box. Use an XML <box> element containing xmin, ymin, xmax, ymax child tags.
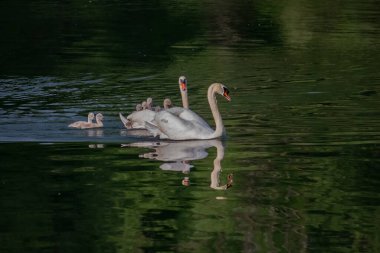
<box><xmin>68</xmin><ymin>112</ymin><xmax>95</xmax><ymax>128</ymax></box>
<box><xmin>119</xmin><ymin>76</ymin><xmax>189</xmax><ymax>129</ymax></box>
<box><xmin>145</xmin><ymin>83</ymin><xmax>231</xmax><ymax>140</ymax></box>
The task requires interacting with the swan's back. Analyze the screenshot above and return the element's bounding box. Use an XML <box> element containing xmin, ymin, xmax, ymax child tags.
<box><xmin>177</xmin><ymin>109</ymin><xmax>211</xmax><ymax>129</ymax></box>
<box><xmin>145</xmin><ymin>82</ymin><xmax>231</xmax><ymax>140</ymax></box>
<box><xmin>152</xmin><ymin>109</ymin><xmax>214</xmax><ymax>140</ymax></box>
<box><xmin>127</xmin><ymin>110</ymin><xmax>156</xmax><ymax>129</ymax></box>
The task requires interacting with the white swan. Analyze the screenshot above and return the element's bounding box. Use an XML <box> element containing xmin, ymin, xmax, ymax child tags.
<box><xmin>68</xmin><ymin>112</ymin><xmax>95</xmax><ymax>128</ymax></box>
<box><xmin>145</xmin><ymin>83</ymin><xmax>231</xmax><ymax>140</ymax></box>
<box><xmin>69</xmin><ymin>113</ymin><xmax>104</xmax><ymax>129</ymax></box>
<box><xmin>119</xmin><ymin>76</ymin><xmax>189</xmax><ymax>129</ymax></box>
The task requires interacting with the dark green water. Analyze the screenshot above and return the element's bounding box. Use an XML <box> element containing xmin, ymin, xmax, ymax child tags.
<box><xmin>1</xmin><ymin>0</ymin><xmax>380</xmax><ymax>252</ymax></box>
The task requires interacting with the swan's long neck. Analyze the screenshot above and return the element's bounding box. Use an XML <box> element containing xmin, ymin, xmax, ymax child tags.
<box><xmin>180</xmin><ymin>90</ymin><xmax>189</xmax><ymax>109</ymax></box>
<box><xmin>208</xmin><ymin>84</ymin><xmax>224</xmax><ymax>138</ymax></box>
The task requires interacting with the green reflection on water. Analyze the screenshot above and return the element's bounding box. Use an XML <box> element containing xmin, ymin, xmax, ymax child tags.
<box><xmin>0</xmin><ymin>141</ymin><xmax>379</xmax><ymax>252</ymax></box>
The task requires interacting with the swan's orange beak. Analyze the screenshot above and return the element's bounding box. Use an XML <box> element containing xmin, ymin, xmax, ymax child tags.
<box><xmin>223</xmin><ymin>88</ymin><xmax>231</xmax><ymax>102</ymax></box>
<box><xmin>180</xmin><ymin>82</ymin><xmax>187</xmax><ymax>91</ymax></box>
<box><xmin>224</xmin><ymin>93</ymin><xmax>231</xmax><ymax>101</ymax></box>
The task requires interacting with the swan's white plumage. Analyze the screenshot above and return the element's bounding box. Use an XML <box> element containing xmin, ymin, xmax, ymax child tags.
<box><xmin>120</xmin><ymin>76</ymin><xmax>188</xmax><ymax>129</ymax></box>
<box><xmin>120</xmin><ymin>109</ymin><xmax>155</xmax><ymax>129</ymax></box>
<box><xmin>145</xmin><ymin>83</ymin><xmax>230</xmax><ymax>140</ymax></box>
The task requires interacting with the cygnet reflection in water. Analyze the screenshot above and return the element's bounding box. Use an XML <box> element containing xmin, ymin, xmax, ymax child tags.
<box><xmin>122</xmin><ymin>139</ymin><xmax>233</xmax><ymax>190</ymax></box>
<box><xmin>86</xmin><ymin>129</ymin><xmax>104</xmax><ymax>137</ymax></box>
<box><xmin>88</xmin><ymin>144</ymin><xmax>104</xmax><ymax>149</ymax></box>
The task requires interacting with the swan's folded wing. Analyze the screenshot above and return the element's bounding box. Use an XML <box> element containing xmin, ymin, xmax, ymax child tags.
<box><xmin>145</xmin><ymin>111</ymin><xmax>192</xmax><ymax>139</ymax></box>
<box><xmin>157</xmin><ymin>111</ymin><xmax>193</xmax><ymax>132</ymax></box>
<box><xmin>165</xmin><ymin>107</ymin><xmax>185</xmax><ymax>115</ymax></box>
<box><xmin>166</xmin><ymin>107</ymin><xmax>211</xmax><ymax>130</ymax></box>
<box><xmin>178</xmin><ymin>110</ymin><xmax>211</xmax><ymax>129</ymax></box>
<box><xmin>150</xmin><ymin>111</ymin><xmax>214</xmax><ymax>140</ymax></box>
<box><xmin>126</xmin><ymin>110</ymin><xmax>156</xmax><ymax>129</ymax></box>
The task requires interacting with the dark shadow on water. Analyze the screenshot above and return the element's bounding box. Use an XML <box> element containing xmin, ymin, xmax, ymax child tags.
<box><xmin>0</xmin><ymin>0</ymin><xmax>202</xmax><ymax>75</ymax></box>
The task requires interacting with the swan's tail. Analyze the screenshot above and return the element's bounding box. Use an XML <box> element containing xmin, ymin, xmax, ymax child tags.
<box><xmin>119</xmin><ymin>113</ymin><xmax>129</xmax><ymax>128</ymax></box>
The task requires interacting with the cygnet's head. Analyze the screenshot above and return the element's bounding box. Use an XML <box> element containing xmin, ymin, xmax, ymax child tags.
<box><xmin>96</xmin><ymin>113</ymin><xmax>104</xmax><ymax>121</ymax></box>
<box><xmin>88</xmin><ymin>112</ymin><xmax>95</xmax><ymax>120</ymax></box>
<box><xmin>146</xmin><ymin>97</ymin><xmax>153</xmax><ymax>109</ymax></box>
<box><xmin>136</xmin><ymin>104</ymin><xmax>143</xmax><ymax>111</ymax></box>
<box><xmin>141</xmin><ymin>101</ymin><xmax>147</xmax><ymax>109</ymax></box>
<box><xmin>163</xmin><ymin>98</ymin><xmax>172</xmax><ymax>109</ymax></box>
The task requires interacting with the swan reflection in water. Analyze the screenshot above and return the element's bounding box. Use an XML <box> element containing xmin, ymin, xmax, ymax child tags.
<box><xmin>122</xmin><ymin>139</ymin><xmax>233</xmax><ymax>190</ymax></box>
